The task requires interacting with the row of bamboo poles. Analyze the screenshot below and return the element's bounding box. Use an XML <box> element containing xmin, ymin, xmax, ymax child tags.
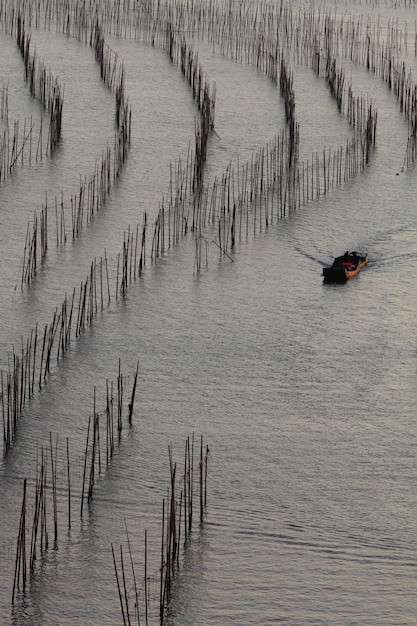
<box><xmin>16</xmin><ymin>13</ymin><xmax>63</xmax><ymax>152</ymax></box>
<box><xmin>9</xmin><ymin>212</ymin><xmax>161</xmax><ymax>448</ymax></box>
<box><xmin>112</xmin><ymin>434</ymin><xmax>210</xmax><ymax>625</ymax></box>
<box><xmin>21</xmin><ymin>17</ymin><xmax>213</xmax><ymax>282</ymax></box>
<box><xmin>91</xmin><ymin>19</ymin><xmax>131</xmax><ymax>134</ymax></box>
<box><xmin>20</xmin><ymin>16</ymin><xmax>132</xmax><ymax>286</ymax></box>
<box><xmin>301</xmin><ymin>7</ymin><xmax>417</xmax><ymax>167</ymax></box>
<box><xmin>3</xmin><ymin>0</ymin><xmax>417</xmax><ymax>63</ymax></box>
<box><xmin>0</xmin><ymin>79</ymin><xmax>56</xmax><ymax>182</ymax></box>
<box><xmin>0</xmin><ymin>16</ymin><xmax>62</xmax><ymax>186</ymax></box>
<box><xmin>105</xmin><ymin>2</ymin><xmax>379</xmax><ymax>266</ymax></box>
<box><xmin>128</xmin><ymin>0</ymin><xmax>416</xmax><ymax>167</ymax></box>
<box><xmin>156</xmin><ymin>62</ymin><xmax>377</xmax><ymax>270</ymax></box>
<box><xmin>4</xmin><ymin>233</ymin><xmax>146</xmax><ymax>448</ymax></box>
<box><xmin>80</xmin><ymin>359</ymin><xmax>140</xmax><ymax>511</ymax></box>
<box><xmin>11</xmin><ymin>359</ymin><xmax>140</xmax><ymax>602</ymax></box>
<box><xmin>0</xmin><ymin>114</ymin><xmax>44</xmax><ymax>181</ymax></box>
<box><xmin>11</xmin><ymin>416</ymin><xmax>209</xmax><ymax>626</ymax></box>
<box><xmin>3</xmin><ymin>0</ymin><xmax>417</xmax><ymax>37</ymax></box>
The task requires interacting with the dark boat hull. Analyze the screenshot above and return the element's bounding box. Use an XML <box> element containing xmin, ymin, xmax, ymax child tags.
<box><xmin>323</xmin><ymin>266</ymin><xmax>353</xmax><ymax>282</ymax></box>
<box><xmin>323</xmin><ymin>252</ymin><xmax>368</xmax><ymax>283</ymax></box>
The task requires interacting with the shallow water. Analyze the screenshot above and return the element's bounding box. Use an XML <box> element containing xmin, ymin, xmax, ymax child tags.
<box><xmin>1</xmin><ymin>1</ymin><xmax>417</xmax><ymax>624</ymax></box>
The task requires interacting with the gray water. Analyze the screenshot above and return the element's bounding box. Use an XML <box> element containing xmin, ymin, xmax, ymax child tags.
<box><xmin>1</xmin><ymin>1</ymin><xmax>417</xmax><ymax>624</ymax></box>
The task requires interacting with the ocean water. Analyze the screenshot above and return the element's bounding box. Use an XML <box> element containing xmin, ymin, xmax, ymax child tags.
<box><xmin>1</xmin><ymin>1</ymin><xmax>417</xmax><ymax>624</ymax></box>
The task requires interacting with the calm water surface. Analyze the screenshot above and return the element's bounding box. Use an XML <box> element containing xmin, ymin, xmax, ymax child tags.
<box><xmin>1</xmin><ymin>1</ymin><xmax>417</xmax><ymax>624</ymax></box>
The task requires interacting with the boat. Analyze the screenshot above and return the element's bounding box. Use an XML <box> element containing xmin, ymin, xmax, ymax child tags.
<box><xmin>323</xmin><ymin>251</ymin><xmax>368</xmax><ymax>282</ymax></box>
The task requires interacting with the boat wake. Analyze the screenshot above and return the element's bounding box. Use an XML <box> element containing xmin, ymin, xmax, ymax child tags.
<box><xmin>293</xmin><ymin>244</ymin><xmax>330</xmax><ymax>266</ymax></box>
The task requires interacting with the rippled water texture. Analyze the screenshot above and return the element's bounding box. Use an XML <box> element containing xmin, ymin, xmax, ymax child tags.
<box><xmin>1</xmin><ymin>1</ymin><xmax>417</xmax><ymax>624</ymax></box>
